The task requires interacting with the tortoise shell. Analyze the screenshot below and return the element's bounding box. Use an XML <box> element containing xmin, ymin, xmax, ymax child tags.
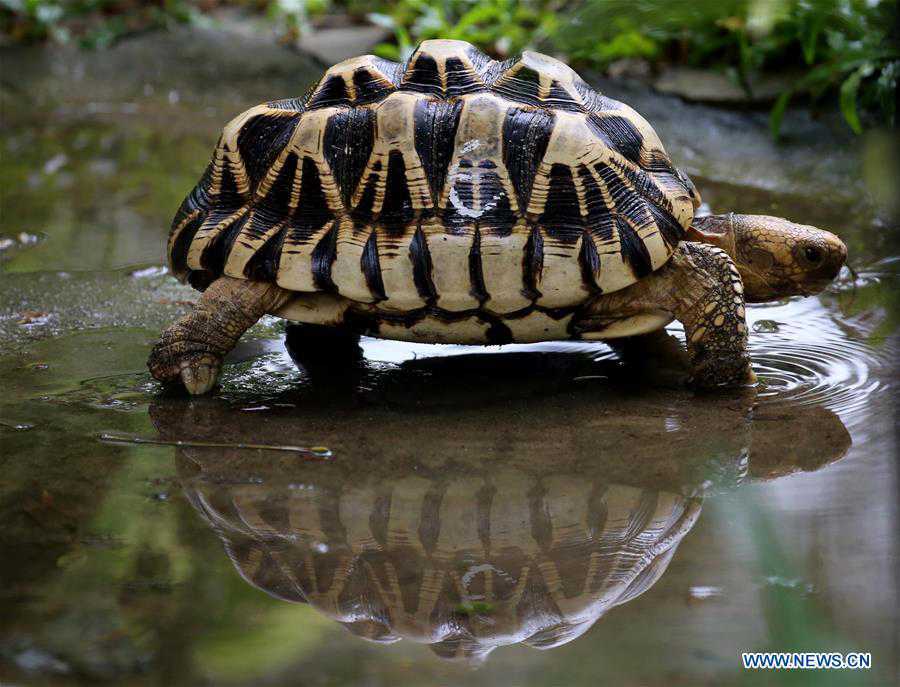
<box><xmin>168</xmin><ymin>39</ymin><xmax>699</xmax><ymax>337</ymax></box>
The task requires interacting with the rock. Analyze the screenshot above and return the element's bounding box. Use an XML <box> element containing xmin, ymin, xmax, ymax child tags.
<box><xmin>653</xmin><ymin>66</ymin><xmax>801</xmax><ymax>104</ymax></box>
<box><xmin>606</xmin><ymin>58</ymin><xmax>652</xmax><ymax>80</ymax></box>
<box><xmin>296</xmin><ymin>22</ymin><xmax>391</xmax><ymax>65</ymax></box>
<box><xmin>588</xmin><ymin>73</ymin><xmax>866</xmax><ymax>211</ymax></box>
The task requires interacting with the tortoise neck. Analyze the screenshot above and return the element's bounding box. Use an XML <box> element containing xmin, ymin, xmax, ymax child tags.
<box><xmin>686</xmin><ymin>213</ymin><xmax>738</xmax><ymax>262</ymax></box>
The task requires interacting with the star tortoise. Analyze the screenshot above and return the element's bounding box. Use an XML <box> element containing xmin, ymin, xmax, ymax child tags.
<box><xmin>149</xmin><ymin>39</ymin><xmax>847</xmax><ymax>394</ymax></box>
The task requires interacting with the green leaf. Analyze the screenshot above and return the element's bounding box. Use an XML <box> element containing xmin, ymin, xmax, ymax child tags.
<box><xmin>800</xmin><ymin>13</ymin><xmax>824</xmax><ymax>65</ymax></box>
<box><xmin>373</xmin><ymin>42</ymin><xmax>400</xmax><ymax>61</ymax></box>
<box><xmin>839</xmin><ymin>77</ymin><xmax>862</xmax><ymax>134</ymax></box>
<box><xmin>456</xmin><ymin>4</ymin><xmax>502</xmax><ymax>32</ymax></box>
<box><xmin>840</xmin><ymin>64</ymin><xmax>871</xmax><ymax>134</ymax></box>
<box><xmin>770</xmin><ymin>90</ymin><xmax>792</xmax><ymax>139</ymax></box>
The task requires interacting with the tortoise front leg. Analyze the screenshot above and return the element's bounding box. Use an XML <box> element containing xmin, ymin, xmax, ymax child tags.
<box><xmin>583</xmin><ymin>242</ymin><xmax>755</xmax><ymax>388</ymax></box>
<box><xmin>148</xmin><ymin>276</ymin><xmax>291</xmax><ymax>394</ymax></box>
<box><xmin>671</xmin><ymin>243</ymin><xmax>755</xmax><ymax>387</ymax></box>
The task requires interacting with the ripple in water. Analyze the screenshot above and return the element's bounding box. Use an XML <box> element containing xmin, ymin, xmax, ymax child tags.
<box><xmin>747</xmin><ymin>297</ymin><xmax>891</xmax><ymax>428</ymax></box>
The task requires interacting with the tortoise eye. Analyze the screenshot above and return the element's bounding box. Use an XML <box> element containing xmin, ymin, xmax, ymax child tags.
<box><xmin>804</xmin><ymin>246</ymin><xmax>822</xmax><ymax>263</ymax></box>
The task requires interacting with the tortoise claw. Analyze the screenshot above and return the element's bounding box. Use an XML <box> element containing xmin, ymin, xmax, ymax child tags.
<box><xmin>148</xmin><ymin>338</ymin><xmax>222</xmax><ymax>395</ymax></box>
<box><xmin>179</xmin><ymin>358</ymin><xmax>221</xmax><ymax>395</ymax></box>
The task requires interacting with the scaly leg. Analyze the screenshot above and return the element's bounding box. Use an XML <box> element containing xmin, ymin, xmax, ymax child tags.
<box><xmin>581</xmin><ymin>242</ymin><xmax>755</xmax><ymax>388</ymax></box>
<box><xmin>148</xmin><ymin>276</ymin><xmax>291</xmax><ymax>394</ymax></box>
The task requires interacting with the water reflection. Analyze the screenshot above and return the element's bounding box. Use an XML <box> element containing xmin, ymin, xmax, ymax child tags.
<box><xmin>151</xmin><ymin>350</ymin><xmax>851</xmax><ymax>666</ymax></box>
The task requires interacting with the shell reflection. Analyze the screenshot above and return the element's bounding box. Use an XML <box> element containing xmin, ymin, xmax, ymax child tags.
<box><xmin>188</xmin><ymin>469</ymin><xmax>699</xmax><ymax>664</ymax></box>
<box><xmin>154</xmin><ymin>350</ymin><xmax>851</xmax><ymax>665</ymax></box>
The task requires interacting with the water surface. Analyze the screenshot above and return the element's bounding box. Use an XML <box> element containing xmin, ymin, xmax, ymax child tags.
<box><xmin>1</xmin><ymin>24</ymin><xmax>897</xmax><ymax>686</ymax></box>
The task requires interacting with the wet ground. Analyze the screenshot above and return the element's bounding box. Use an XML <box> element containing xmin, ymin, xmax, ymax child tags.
<box><xmin>1</xmin><ymin>21</ymin><xmax>898</xmax><ymax>687</ymax></box>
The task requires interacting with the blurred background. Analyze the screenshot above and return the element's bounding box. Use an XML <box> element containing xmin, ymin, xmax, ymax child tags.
<box><xmin>1</xmin><ymin>2</ymin><xmax>898</xmax><ymax>686</ymax></box>
<box><xmin>1</xmin><ymin>0</ymin><xmax>897</xmax><ymax>136</ymax></box>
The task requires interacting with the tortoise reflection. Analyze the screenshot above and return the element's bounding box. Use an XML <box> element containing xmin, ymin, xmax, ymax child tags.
<box><xmin>152</xmin><ymin>349</ymin><xmax>851</xmax><ymax>665</ymax></box>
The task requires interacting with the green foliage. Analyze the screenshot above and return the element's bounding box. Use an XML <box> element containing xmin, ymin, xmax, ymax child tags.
<box><xmin>554</xmin><ymin>0</ymin><xmax>898</xmax><ymax>136</ymax></box>
<box><xmin>264</xmin><ymin>0</ymin><xmax>330</xmax><ymax>42</ymax></box>
<box><xmin>366</xmin><ymin>0</ymin><xmax>558</xmax><ymax>61</ymax></box>
<box><xmin>749</xmin><ymin>0</ymin><xmax>898</xmax><ymax>136</ymax></box>
<box><xmin>2</xmin><ymin>0</ymin><xmax>896</xmax><ymax>134</ymax></box>
<box><xmin>364</xmin><ymin>0</ymin><xmax>898</xmax><ymax>135</ymax></box>
<box><xmin>0</xmin><ymin>0</ymin><xmax>201</xmax><ymax>47</ymax></box>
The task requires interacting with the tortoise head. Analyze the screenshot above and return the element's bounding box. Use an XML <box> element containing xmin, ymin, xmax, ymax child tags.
<box><xmin>687</xmin><ymin>213</ymin><xmax>848</xmax><ymax>303</ymax></box>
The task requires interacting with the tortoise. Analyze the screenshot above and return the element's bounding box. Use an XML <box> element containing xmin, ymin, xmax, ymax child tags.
<box><xmin>148</xmin><ymin>39</ymin><xmax>847</xmax><ymax>394</ymax></box>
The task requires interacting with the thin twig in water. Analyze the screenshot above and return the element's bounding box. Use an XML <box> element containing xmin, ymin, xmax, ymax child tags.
<box><xmin>98</xmin><ymin>433</ymin><xmax>332</xmax><ymax>458</ymax></box>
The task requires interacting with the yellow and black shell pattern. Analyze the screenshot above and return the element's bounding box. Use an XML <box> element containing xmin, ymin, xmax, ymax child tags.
<box><xmin>168</xmin><ymin>39</ymin><xmax>700</xmax><ymax>318</ymax></box>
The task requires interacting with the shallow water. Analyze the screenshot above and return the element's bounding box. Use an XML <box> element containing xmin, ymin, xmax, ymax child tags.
<box><xmin>1</xmin><ymin>25</ymin><xmax>898</xmax><ymax>687</ymax></box>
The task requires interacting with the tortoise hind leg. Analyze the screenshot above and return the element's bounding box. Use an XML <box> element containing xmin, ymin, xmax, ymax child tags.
<box><xmin>606</xmin><ymin>330</ymin><xmax>691</xmax><ymax>386</ymax></box>
<box><xmin>582</xmin><ymin>242</ymin><xmax>755</xmax><ymax>388</ymax></box>
<box><xmin>285</xmin><ymin>322</ymin><xmax>363</xmax><ymax>383</ymax></box>
<box><xmin>148</xmin><ymin>276</ymin><xmax>291</xmax><ymax>394</ymax></box>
